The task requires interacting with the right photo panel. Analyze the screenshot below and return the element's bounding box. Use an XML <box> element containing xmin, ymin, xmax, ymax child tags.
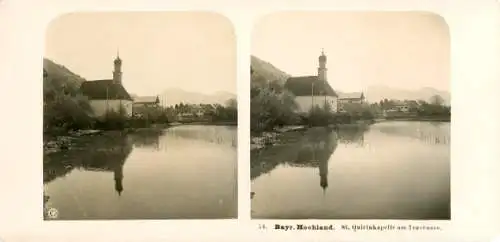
<box><xmin>250</xmin><ymin>11</ymin><xmax>451</xmax><ymax>220</ymax></box>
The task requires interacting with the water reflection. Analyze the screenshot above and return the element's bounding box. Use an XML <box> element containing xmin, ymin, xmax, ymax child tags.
<box><xmin>251</xmin><ymin>127</ymin><xmax>338</xmax><ymax>183</ymax></box>
<box><xmin>44</xmin><ymin>125</ymin><xmax>237</xmax><ymax>219</ymax></box>
<box><xmin>289</xmin><ymin>129</ymin><xmax>338</xmax><ymax>192</ymax></box>
<box><xmin>373</xmin><ymin>121</ymin><xmax>450</xmax><ymax>145</ymax></box>
<box><xmin>44</xmin><ymin>133</ymin><xmax>132</xmax><ymax>196</ymax></box>
<box><xmin>129</xmin><ymin>130</ymin><xmax>162</xmax><ymax>150</ymax></box>
<box><xmin>165</xmin><ymin>125</ymin><xmax>237</xmax><ymax>147</ymax></box>
<box><xmin>251</xmin><ymin>121</ymin><xmax>451</xmax><ymax>219</ymax></box>
<box><xmin>251</xmin><ymin>122</ymin><xmax>449</xmax><ymax>182</ymax></box>
<box><xmin>336</xmin><ymin>126</ymin><xmax>368</xmax><ymax>146</ymax></box>
<box><xmin>44</xmin><ymin>134</ymin><xmax>132</xmax><ymax>219</ymax></box>
<box><xmin>127</xmin><ymin>125</ymin><xmax>237</xmax><ymax>151</ymax></box>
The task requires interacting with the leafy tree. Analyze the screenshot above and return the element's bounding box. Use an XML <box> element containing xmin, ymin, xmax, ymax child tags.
<box><xmin>209</xmin><ymin>98</ymin><xmax>237</xmax><ymax>122</ymax></box>
<box><xmin>417</xmin><ymin>99</ymin><xmax>427</xmax><ymax>105</ymax></box>
<box><xmin>250</xmin><ymin>82</ymin><xmax>298</xmax><ymax>132</ymax></box>
<box><xmin>251</xmin><ymin>68</ymin><xmax>269</xmax><ymax>88</ymax></box>
<box><xmin>95</xmin><ymin>105</ymin><xmax>129</xmax><ymax>130</ymax></box>
<box><xmin>307</xmin><ymin>105</ymin><xmax>333</xmax><ymax>126</ymax></box>
<box><xmin>430</xmin><ymin>95</ymin><xmax>444</xmax><ymax>106</ymax></box>
<box><xmin>43</xmin><ymin>66</ymin><xmax>94</xmax><ymax>134</ymax></box>
<box><xmin>226</xmin><ymin>98</ymin><xmax>237</xmax><ymax>109</ymax></box>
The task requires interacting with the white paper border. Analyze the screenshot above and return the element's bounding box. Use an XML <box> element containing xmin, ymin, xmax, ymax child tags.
<box><xmin>0</xmin><ymin>0</ymin><xmax>499</xmax><ymax>241</ymax></box>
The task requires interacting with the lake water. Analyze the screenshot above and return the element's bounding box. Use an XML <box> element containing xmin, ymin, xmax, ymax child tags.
<box><xmin>251</xmin><ymin>121</ymin><xmax>450</xmax><ymax>219</ymax></box>
<box><xmin>43</xmin><ymin>125</ymin><xmax>237</xmax><ymax>220</ymax></box>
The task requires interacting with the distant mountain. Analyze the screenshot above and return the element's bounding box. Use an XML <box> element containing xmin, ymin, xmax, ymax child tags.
<box><xmin>360</xmin><ymin>85</ymin><xmax>450</xmax><ymax>105</ymax></box>
<box><xmin>251</xmin><ymin>55</ymin><xmax>290</xmax><ymax>86</ymax></box>
<box><xmin>159</xmin><ymin>88</ymin><xmax>236</xmax><ymax>106</ymax></box>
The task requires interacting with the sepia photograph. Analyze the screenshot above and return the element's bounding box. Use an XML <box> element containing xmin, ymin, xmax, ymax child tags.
<box><xmin>43</xmin><ymin>12</ymin><xmax>237</xmax><ymax>220</ymax></box>
<box><xmin>250</xmin><ymin>11</ymin><xmax>451</xmax><ymax>219</ymax></box>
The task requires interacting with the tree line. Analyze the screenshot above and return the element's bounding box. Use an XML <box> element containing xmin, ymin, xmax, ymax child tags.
<box><xmin>368</xmin><ymin>95</ymin><xmax>450</xmax><ymax>119</ymax></box>
<box><xmin>44</xmin><ymin>68</ymin><xmax>237</xmax><ymax>136</ymax></box>
<box><xmin>167</xmin><ymin>99</ymin><xmax>237</xmax><ymax>123</ymax></box>
<box><xmin>250</xmin><ymin>67</ymin><xmax>451</xmax><ymax>134</ymax></box>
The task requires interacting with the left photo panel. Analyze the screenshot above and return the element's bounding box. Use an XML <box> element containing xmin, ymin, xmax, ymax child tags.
<box><xmin>43</xmin><ymin>12</ymin><xmax>238</xmax><ymax>220</ymax></box>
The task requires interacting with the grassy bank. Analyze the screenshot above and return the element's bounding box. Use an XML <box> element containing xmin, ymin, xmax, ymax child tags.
<box><xmin>129</xmin><ymin>123</ymin><xmax>172</xmax><ymax>131</ymax></box>
<box><xmin>250</xmin><ymin>117</ymin><xmax>376</xmax><ymax>152</ymax></box>
<box><xmin>386</xmin><ymin>117</ymin><xmax>450</xmax><ymax>122</ymax></box>
<box><xmin>380</xmin><ymin>116</ymin><xmax>450</xmax><ymax>122</ymax></box>
<box><xmin>251</xmin><ymin>125</ymin><xmax>334</xmax><ymax>150</ymax></box>
<box><xmin>43</xmin><ymin>127</ymin><xmax>167</xmax><ymax>155</ymax></box>
<box><xmin>178</xmin><ymin>121</ymin><xmax>237</xmax><ymax>126</ymax></box>
<box><xmin>328</xmin><ymin>120</ymin><xmax>373</xmax><ymax>128</ymax></box>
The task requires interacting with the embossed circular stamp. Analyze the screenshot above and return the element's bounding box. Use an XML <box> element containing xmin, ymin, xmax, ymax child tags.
<box><xmin>47</xmin><ymin>207</ymin><xmax>59</xmax><ymax>219</ymax></box>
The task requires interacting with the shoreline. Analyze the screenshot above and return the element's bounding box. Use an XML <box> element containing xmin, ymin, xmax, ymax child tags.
<box><xmin>377</xmin><ymin>117</ymin><xmax>450</xmax><ymax>122</ymax></box>
<box><xmin>44</xmin><ymin>122</ymin><xmax>237</xmax><ymax>154</ymax></box>
<box><xmin>175</xmin><ymin>121</ymin><xmax>237</xmax><ymax>126</ymax></box>
<box><xmin>250</xmin><ymin>118</ymin><xmax>449</xmax><ymax>151</ymax></box>
<box><xmin>43</xmin><ymin>126</ymin><xmax>168</xmax><ymax>154</ymax></box>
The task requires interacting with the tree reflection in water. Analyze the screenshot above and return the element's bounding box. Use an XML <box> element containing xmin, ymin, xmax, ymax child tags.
<box><xmin>252</xmin><ymin>122</ymin><xmax>450</xmax><ymax>219</ymax></box>
<box><xmin>165</xmin><ymin>125</ymin><xmax>237</xmax><ymax>148</ymax></box>
<box><xmin>336</xmin><ymin>126</ymin><xmax>369</xmax><ymax>147</ymax></box>
<box><xmin>43</xmin><ymin>125</ymin><xmax>237</xmax><ymax>220</ymax></box>
<box><xmin>43</xmin><ymin>133</ymin><xmax>133</xmax><ymax>205</ymax></box>
<box><xmin>251</xmin><ymin>126</ymin><xmax>371</xmax><ymax>188</ymax></box>
<box><xmin>128</xmin><ymin>129</ymin><xmax>163</xmax><ymax>150</ymax></box>
<box><xmin>373</xmin><ymin>121</ymin><xmax>450</xmax><ymax>145</ymax></box>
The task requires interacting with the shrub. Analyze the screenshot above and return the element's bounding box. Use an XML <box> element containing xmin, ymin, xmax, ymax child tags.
<box><xmin>43</xmin><ymin>92</ymin><xmax>95</xmax><ymax>134</ymax></box>
<box><xmin>417</xmin><ymin>104</ymin><xmax>451</xmax><ymax>117</ymax></box>
<box><xmin>94</xmin><ymin>105</ymin><xmax>129</xmax><ymax>130</ymax></box>
<box><xmin>250</xmin><ymin>84</ymin><xmax>299</xmax><ymax>132</ymax></box>
<box><xmin>360</xmin><ymin>109</ymin><xmax>375</xmax><ymax>120</ymax></box>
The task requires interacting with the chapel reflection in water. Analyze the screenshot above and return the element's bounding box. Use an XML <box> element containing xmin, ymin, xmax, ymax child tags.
<box><xmin>285</xmin><ymin>128</ymin><xmax>338</xmax><ymax>192</ymax></box>
<box><xmin>43</xmin><ymin>133</ymin><xmax>133</xmax><ymax>196</ymax></box>
<box><xmin>250</xmin><ymin>126</ymin><xmax>366</xmax><ymax>192</ymax></box>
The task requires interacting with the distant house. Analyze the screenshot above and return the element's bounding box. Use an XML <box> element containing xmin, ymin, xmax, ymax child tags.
<box><xmin>338</xmin><ymin>92</ymin><xmax>365</xmax><ymax>104</ymax></box>
<box><xmin>175</xmin><ymin>105</ymin><xmax>208</xmax><ymax>122</ymax></box>
<box><xmin>190</xmin><ymin>105</ymin><xmax>207</xmax><ymax>117</ymax></box>
<box><xmin>385</xmin><ymin>100</ymin><xmax>410</xmax><ymax>113</ymax></box>
<box><xmin>284</xmin><ymin>50</ymin><xmax>338</xmax><ymax>114</ymax></box>
<box><xmin>177</xmin><ymin>112</ymin><xmax>196</xmax><ymax>122</ymax></box>
<box><xmin>79</xmin><ymin>54</ymin><xmax>133</xmax><ymax>118</ymax></box>
<box><xmin>397</xmin><ymin>105</ymin><xmax>410</xmax><ymax>113</ymax></box>
<box><xmin>132</xmin><ymin>96</ymin><xmax>160</xmax><ymax>116</ymax></box>
<box><xmin>338</xmin><ymin>92</ymin><xmax>365</xmax><ymax>112</ymax></box>
<box><xmin>134</xmin><ymin>96</ymin><xmax>159</xmax><ymax>106</ymax></box>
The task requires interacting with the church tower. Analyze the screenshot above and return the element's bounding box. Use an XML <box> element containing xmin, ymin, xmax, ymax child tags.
<box><xmin>113</xmin><ymin>51</ymin><xmax>122</xmax><ymax>84</ymax></box>
<box><xmin>318</xmin><ymin>49</ymin><xmax>327</xmax><ymax>82</ymax></box>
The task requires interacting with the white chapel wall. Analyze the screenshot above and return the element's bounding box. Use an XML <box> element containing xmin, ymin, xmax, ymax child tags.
<box><xmin>89</xmin><ymin>100</ymin><xmax>133</xmax><ymax>118</ymax></box>
<box><xmin>295</xmin><ymin>96</ymin><xmax>338</xmax><ymax>113</ymax></box>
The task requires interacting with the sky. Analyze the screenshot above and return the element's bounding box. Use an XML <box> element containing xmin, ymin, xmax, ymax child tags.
<box><xmin>252</xmin><ymin>11</ymin><xmax>450</xmax><ymax>92</ymax></box>
<box><xmin>45</xmin><ymin>12</ymin><xmax>236</xmax><ymax>96</ymax></box>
